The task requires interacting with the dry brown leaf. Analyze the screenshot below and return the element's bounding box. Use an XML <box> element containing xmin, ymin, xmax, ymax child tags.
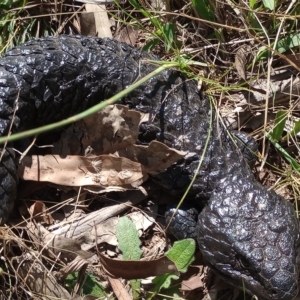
<box><xmin>115</xmin><ymin>26</ymin><xmax>139</xmax><ymax>45</ymax></box>
<box><xmin>181</xmin><ymin>273</ymin><xmax>205</xmax><ymax>291</ymax></box>
<box><xmin>235</xmin><ymin>46</ymin><xmax>249</xmax><ymax>81</ymax></box>
<box><xmin>21</xmin><ymin>104</ymin><xmax>187</xmax><ymax>191</ymax></box>
<box><xmin>28</xmin><ymin>201</ymin><xmax>55</xmax><ymax>224</ymax></box>
<box><xmin>99</xmin><ymin>252</ymin><xmax>179</xmax><ymax>279</ymax></box>
<box><xmin>18</xmin><ymin>154</ymin><xmax>148</xmax><ymax>191</ymax></box>
<box><xmin>89</xmin><ymin>217</ymin><xmax>119</xmax><ymax>247</ymax></box>
<box><xmin>53</xmin><ymin>104</ymin><xmax>147</xmax><ymax>156</ymax></box>
<box><xmin>127</xmin><ymin>211</ymin><xmax>154</xmax><ymax>233</ymax></box>
<box><xmin>118</xmin><ymin>140</ymin><xmax>188</xmax><ymax>175</ymax></box>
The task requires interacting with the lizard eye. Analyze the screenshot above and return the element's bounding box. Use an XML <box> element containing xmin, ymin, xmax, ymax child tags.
<box><xmin>237</xmin><ymin>255</ymin><xmax>251</xmax><ymax>270</ymax></box>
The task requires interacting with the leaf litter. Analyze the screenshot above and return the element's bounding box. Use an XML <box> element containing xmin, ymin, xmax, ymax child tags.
<box><xmin>18</xmin><ymin>104</ymin><xmax>186</xmax><ymax>192</ymax></box>
<box><xmin>12</xmin><ymin>104</ymin><xmax>193</xmax><ymax>299</ymax></box>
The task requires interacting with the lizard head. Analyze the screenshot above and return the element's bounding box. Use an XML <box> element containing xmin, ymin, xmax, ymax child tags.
<box><xmin>197</xmin><ymin>179</ymin><xmax>299</xmax><ymax>300</ymax></box>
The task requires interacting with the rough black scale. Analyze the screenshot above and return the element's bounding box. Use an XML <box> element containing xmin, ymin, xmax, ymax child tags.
<box><xmin>0</xmin><ymin>35</ymin><xmax>298</xmax><ymax>299</ymax></box>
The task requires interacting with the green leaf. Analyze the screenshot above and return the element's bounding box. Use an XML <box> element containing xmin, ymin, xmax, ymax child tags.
<box><xmin>262</xmin><ymin>0</ymin><xmax>276</xmax><ymax>10</ymax></box>
<box><xmin>267</xmin><ymin>134</ymin><xmax>300</xmax><ymax>174</ymax></box>
<box><xmin>165</xmin><ymin>239</ymin><xmax>195</xmax><ymax>273</ymax></box>
<box><xmin>254</xmin><ymin>32</ymin><xmax>300</xmax><ymax>60</ymax></box>
<box><xmin>162</xmin><ymin>23</ymin><xmax>175</xmax><ymax>51</ymax></box>
<box><xmin>148</xmin><ymin>240</ymin><xmax>195</xmax><ymax>299</ymax></box>
<box><xmin>131</xmin><ymin>279</ymin><xmax>141</xmax><ymax>300</ymax></box>
<box><xmin>0</xmin><ymin>0</ymin><xmax>13</xmax><ymax>9</ymax></box>
<box><xmin>128</xmin><ymin>0</ymin><xmax>141</xmax><ymax>9</ymax></box>
<box><xmin>149</xmin><ymin>15</ymin><xmax>161</xmax><ymax>30</ymax></box>
<box><xmin>191</xmin><ymin>0</ymin><xmax>215</xmax><ymax>21</ymax></box>
<box><xmin>276</xmin><ymin>33</ymin><xmax>300</xmax><ymax>53</ymax></box>
<box><xmin>249</xmin><ymin>0</ymin><xmax>257</xmax><ymax>9</ymax></box>
<box><xmin>152</xmin><ymin>273</ymin><xmax>179</xmax><ymax>291</ymax></box>
<box><xmin>142</xmin><ymin>38</ymin><xmax>160</xmax><ymax>52</ymax></box>
<box><xmin>271</xmin><ymin>110</ymin><xmax>287</xmax><ymax>142</ymax></box>
<box><xmin>65</xmin><ymin>272</ymin><xmax>107</xmax><ymax>297</ymax></box>
<box><xmin>0</xmin><ymin>0</ymin><xmax>26</xmax><ymax>9</ymax></box>
<box><xmin>117</xmin><ymin>217</ymin><xmax>143</xmax><ymax>299</ymax></box>
<box><xmin>116</xmin><ymin>216</ymin><xmax>142</xmax><ymax>260</ymax></box>
<box><xmin>149</xmin><ymin>276</ymin><xmax>181</xmax><ymax>300</ymax></box>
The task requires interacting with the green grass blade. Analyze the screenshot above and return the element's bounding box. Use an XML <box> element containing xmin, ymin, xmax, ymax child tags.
<box><xmin>249</xmin><ymin>0</ymin><xmax>258</xmax><ymax>9</ymax></box>
<box><xmin>162</xmin><ymin>23</ymin><xmax>175</xmax><ymax>51</ymax></box>
<box><xmin>191</xmin><ymin>0</ymin><xmax>215</xmax><ymax>21</ymax></box>
<box><xmin>143</xmin><ymin>38</ymin><xmax>160</xmax><ymax>52</ymax></box>
<box><xmin>128</xmin><ymin>0</ymin><xmax>161</xmax><ymax>29</ymax></box>
<box><xmin>270</xmin><ymin>110</ymin><xmax>287</xmax><ymax>142</ymax></box>
<box><xmin>267</xmin><ymin>133</ymin><xmax>300</xmax><ymax>174</ymax></box>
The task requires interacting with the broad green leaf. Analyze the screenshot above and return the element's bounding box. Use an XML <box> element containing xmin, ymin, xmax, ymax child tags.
<box><xmin>276</xmin><ymin>33</ymin><xmax>300</xmax><ymax>53</ymax></box>
<box><xmin>258</xmin><ymin>33</ymin><xmax>300</xmax><ymax>59</ymax></box>
<box><xmin>165</xmin><ymin>239</ymin><xmax>195</xmax><ymax>273</ymax></box>
<box><xmin>262</xmin><ymin>0</ymin><xmax>276</xmax><ymax>10</ymax></box>
<box><xmin>271</xmin><ymin>110</ymin><xmax>287</xmax><ymax>142</ymax></box>
<box><xmin>149</xmin><ymin>274</ymin><xmax>180</xmax><ymax>300</ymax></box>
<box><xmin>152</xmin><ymin>273</ymin><xmax>179</xmax><ymax>291</ymax></box>
<box><xmin>116</xmin><ymin>216</ymin><xmax>142</xmax><ymax>260</ymax></box>
<box><xmin>148</xmin><ymin>240</ymin><xmax>195</xmax><ymax>299</ymax></box>
<box><xmin>65</xmin><ymin>272</ymin><xmax>107</xmax><ymax>298</ymax></box>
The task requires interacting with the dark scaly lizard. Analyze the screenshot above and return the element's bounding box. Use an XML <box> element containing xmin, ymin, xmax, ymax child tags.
<box><xmin>0</xmin><ymin>35</ymin><xmax>298</xmax><ymax>299</ymax></box>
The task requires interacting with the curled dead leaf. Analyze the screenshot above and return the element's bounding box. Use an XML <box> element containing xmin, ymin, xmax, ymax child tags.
<box><xmin>235</xmin><ymin>45</ymin><xmax>253</xmax><ymax>81</ymax></box>
<box><xmin>28</xmin><ymin>201</ymin><xmax>54</xmax><ymax>224</ymax></box>
<box><xmin>99</xmin><ymin>252</ymin><xmax>179</xmax><ymax>279</ymax></box>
